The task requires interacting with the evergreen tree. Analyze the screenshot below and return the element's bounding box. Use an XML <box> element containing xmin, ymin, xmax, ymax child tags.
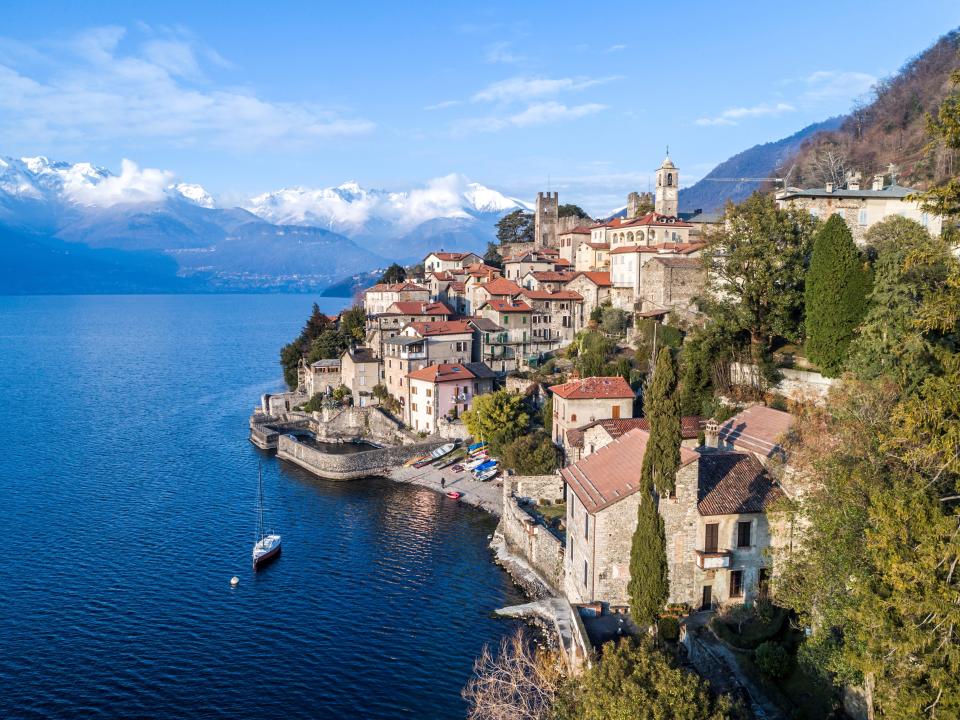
<box><xmin>804</xmin><ymin>214</ymin><xmax>872</xmax><ymax>376</ymax></box>
<box><xmin>483</xmin><ymin>241</ymin><xmax>503</xmax><ymax>269</ymax></box>
<box><xmin>627</xmin><ymin>492</ymin><xmax>669</xmax><ymax>625</ymax></box>
<box><xmin>913</xmin><ymin>67</ymin><xmax>960</xmax><ymax>217</ymax></box>
<box><xmin>496</xmin><ymin>209</ymin><xmax>534</xmax><ymax>245</ymax></box>
<box><xmin>557</xmin><ymin>203</ymin><xmax>590</xmax><ymax>220</ymax></box>
<box><xmin>379</xmin><ymin>263</ymin><xmax>407</xmax><ymax>284</ymax></box>
<box><xmin>640</xmin><ymin>349</ymin><xmax>682</xmax><ymax>496</ymax></box>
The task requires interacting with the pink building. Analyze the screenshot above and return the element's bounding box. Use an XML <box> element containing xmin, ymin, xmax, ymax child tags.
<box><xmin>405</xmin><ymin>362</ymin><xmax>497</xmax><ymax>433</ymax></box>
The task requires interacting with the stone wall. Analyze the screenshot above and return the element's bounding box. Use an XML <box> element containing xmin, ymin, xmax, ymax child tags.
<box><xmin>499</xmin><ymin>494</ymin><xmax>565</xmax><ymax>592</ymax></box>
<box><xmin>437</xmin><ymin>417</ymin><xmax>470</xmax><ymax>441</ymax></box>
<box><xmin>277</xmin><ymin>434</ymin><xmax>448</xmax><ymax>480</ymax></box>
<box><xmin>504</xmin><ymin>473</ymin><xmax>565</xmax><ymax>504</ymax></box>
<box><xmin>730</xmin><ymin>362</ymin><xmax>835</xmax><ymax>403</ymax></box>
<box><xmin>659</xmin><ymin>463</ymin><xmax>703</xmax><ymax>607</ymax></box>
<box><xmin>315</xmin><ymin>405</ymin><xmax>419</xmax><ymax>445</ymax></box>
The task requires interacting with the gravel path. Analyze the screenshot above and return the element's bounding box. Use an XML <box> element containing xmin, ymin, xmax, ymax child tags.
<box><xmin>388</xmin><ymin>459</ymin><xmax>504</xmax><ymax>516</ymax></box>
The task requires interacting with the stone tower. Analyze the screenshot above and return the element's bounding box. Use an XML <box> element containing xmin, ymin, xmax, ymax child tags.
<box><xmin>655</xmin><ymin>154</ymin><xmax>679</xmax><ymax>217</ymax></box>
<box><xmin>535</xmin><ymin>191</ymin><xmax>559</xmax><ymax>247</ymax></box>
<box><xmin>627</xmin><ymin>191</ymin><xmax>654</xmax><ymax>218</ymax></box>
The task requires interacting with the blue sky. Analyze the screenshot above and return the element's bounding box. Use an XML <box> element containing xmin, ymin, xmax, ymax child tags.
<box><xmin>1</xmin><ymin>0</ymin><xmax>958</xmax><ymax>214</ymax></box>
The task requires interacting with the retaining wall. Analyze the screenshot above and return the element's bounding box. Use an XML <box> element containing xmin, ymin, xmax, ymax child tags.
<box><xmin>499</xmin><ymin>494</ymin><xmax>565</xmax><ymax>593</ymax></box>
<box><xmin>316</xmin><ymin>405</ymin><xmax>419</xmax><ymax>446</ymax></box>
<box><xmin>277</xmin><ymin>434</ymin><xmax>448</xmax><ymax>481</ymax></box>
<box><xmin>730</xmin><ymin>362</ymin><xmax>835</xmax><ymax>403</ymax></box>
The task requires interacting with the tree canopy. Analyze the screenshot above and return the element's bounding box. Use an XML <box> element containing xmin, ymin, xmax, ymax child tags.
<box><xmin>640</xmin><ymin>349</ymin><xmax>682</xmax><ymax>496</ymax></box>
<box><xmin>484</xmin><ymin>241</ymin><xmax>503</xmax><ymax>269</ymax></box>
<box><xmin>502</xmin><ymin>431</ymin><xmax>561</xmax><ymax>475</ymax></box>
<box><xmin>379</xmin><ymin>263</ymin><xmax>407</xmax><ymax>284</ymax></box>
<box><xmin>803</xmin><ymin>214</ymin><xmax>872</xmax><ymax>376</ymax></box>
<box><xmin>558</xmin><ymin>203</ymin><xmax>590</xmax><ymax>220</ymax></box>
<box><xmin>913</xmin><ymin>67</ymin><xmax>960</xmax><ymax>217</ymax></box>
<box><xmin>462</xmin><ymin>390</ymin><xmax>530</xmax><ymax>455</ymax></box>
<box><xmin>496</xmin><ymin>209</ymin><xmax>534</xmax><ymax>245</ymax></box>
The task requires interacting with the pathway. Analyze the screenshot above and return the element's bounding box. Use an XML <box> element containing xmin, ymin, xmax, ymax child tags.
<box><xmin>389</xmin><ymin>460</ymin><xmax>504</xmax><ymax>515</ymax></box>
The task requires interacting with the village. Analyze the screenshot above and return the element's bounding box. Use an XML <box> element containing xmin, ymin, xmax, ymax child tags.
<box><xmin>247</xmin><ymin>145</ymin><xmax>953</xmax><ymax>719</ymax></box>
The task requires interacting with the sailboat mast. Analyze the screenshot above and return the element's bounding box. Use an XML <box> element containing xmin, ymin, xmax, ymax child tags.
<box><xmin>257</xmin><ymin>463</ymin><xmax>265</xmax><ymax>542</ymax></box>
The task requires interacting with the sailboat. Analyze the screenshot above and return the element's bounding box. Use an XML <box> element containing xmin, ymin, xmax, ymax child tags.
<box><xmin>252</xmin><ymin>463</ymin><xmax>282</xmax><ymax>570</ymax></box>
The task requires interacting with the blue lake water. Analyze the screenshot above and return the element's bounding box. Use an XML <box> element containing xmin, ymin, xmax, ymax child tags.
<box><xmin>0</xmin><ymin>295</ymin><xmax>523</xmax><ymax>719</ymax></box>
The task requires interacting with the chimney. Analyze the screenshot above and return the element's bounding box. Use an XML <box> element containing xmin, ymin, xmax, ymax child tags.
<box><xmin>872</xmin><ymin>174</ymin><xmax>885</xmax><ymax>191</ymax></box>
<box><xmin>705</xmin><ymin>418</ymin><xmax>720</xmax><ymax>448</ymax></box>
<box><xmin>846</xmin><ymin>171</ymin><xmax>862</xmax><ymax>191</ymax></box>
<box><xmin>825</xmin><ymin>181</ymin><xmax>834</xmax><ymax>193</ymax></box>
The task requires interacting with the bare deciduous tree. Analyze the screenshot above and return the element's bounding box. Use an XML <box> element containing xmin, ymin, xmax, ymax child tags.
<box><xmin>462</xmin><ymin>629</ymin><xmax>564</xmax><ymax>720</ymax></box>
<box><xmin>812</xmin><ymin>147</ymin><xmax>849</xmax><ymax>188</ymax></box>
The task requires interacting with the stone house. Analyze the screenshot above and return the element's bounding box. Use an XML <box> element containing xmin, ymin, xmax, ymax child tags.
<box><xmin>405</xmin><ymin>361</ymin><xmax>497</xmax><ymax>433</ymax></box>
<box><xmin>382</xmin><ymin>320</ymin><xmax>473</xmax><ymax>415</ymax></box>
<box><xmin>564</xmin><ymin>271</ymin><xmax>612</xmax><ymax>327</ymax></box>
<box><xmin>609</xmin><ymin>244</ymin><xmax>704</xmax><ymax>309</ymax></box>
<box><xmin>298</xmin><ymin>358</ymin><xmax>341</xmax><ymax>398</ymax></box>
<box><xmin>365</xmin><ymin>300</ymin><xmax>454</xmax><ymax>360</ymax></box>
<box><xmin>520</xmin><ymin>270</ymin><xmax>579</xmax><ymax>292</ymax></box>
<box><xmin>503</xmin><ymin>251</ymin><xmax>556</xmax><ymax>282</ymax></box>
<box><xmin>561</xmin><ymin>428</ymin><xmax>788</xmax><ymax>610</ymax></box>
<box><xmin>339</xmin><ymin>347</ymin><xmax>380</xmax><ymax>406</ymax></box>
<box><xmin>574</xmin><ymin>242</ymin><xmax>610</xmax><ymax>272</ymax></box>
<box><xmin>468</xmin><ymin>277</ymin><xmax>525</xmax><ymax>318</ymax></box>
<box><xmin>638</xmin><ymin>255</ymin><xmax>706</xmax><ymax>321</ymax></box>
<box><xmin>363</xmin><ymin>282</ymin><xmax>430</xmax><ymax>316</ymax></box>
<box><xmin>549</xmin><ymin>376</ymin><xmax>635</xmax><ymax>450</ymax></box>
<box><xmin>775</xmin><ymin>173</ymin><xmax>943</xmax><ymax>244</ymax></box>
<box><xmin>519</xmin><ymin>289</ymin><xmax>582</xmax><ymax>349</ymax></box>
<box><xmin>557</xmin><ymin>226</ymin><xmax>593</xmax><ymax>264</ymax></box>
<box><xmin>468</xmin><ymin>317</ymin><xmax>516</xmax><ymax>375</ymax></box>
<box><xmin>423</xmin><ymin>251</ymin><xmax>482</xmax><ymax>274</ymax></box>
<box><xmin>565</xmin><ymin>415</ymin><xmax>704</xmax><ymax>462</ymax></box>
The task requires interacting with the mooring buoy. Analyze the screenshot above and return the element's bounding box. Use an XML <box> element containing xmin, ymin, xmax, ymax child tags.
<box><xmin>230</xmin><ymin>576</ymin><xmax>240</xmax><ymax>587</ymax></box>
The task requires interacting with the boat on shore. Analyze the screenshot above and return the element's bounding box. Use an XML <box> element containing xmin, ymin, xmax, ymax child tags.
<box><xmin>430</xmin><ymin>442</ymin><xmax>456</xmax><ymax>460</ymax></box>
<box><xmin>252</xmin><ymin>464</ymin><xmax>282</xmax><ymax>570</ymax></box>
<box><xmin>446</xmin><ymin>491</ymin><xmax>464</xmax><ymax>500</ymax></box>
<box><xmin>474</xmin><ymin>466</ymin><xmax>499</xmax><ymax>482</ymax></box>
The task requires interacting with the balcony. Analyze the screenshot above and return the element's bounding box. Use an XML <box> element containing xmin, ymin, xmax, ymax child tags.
<box><xmin>695</xmin><ymin>550</ymin><xmax>732</xmax><ymax>570</ymax></box>
<box><xmin>398</xmin><ymin>348</ymin><xmax>426</xmax><ymax>360</ymax></box>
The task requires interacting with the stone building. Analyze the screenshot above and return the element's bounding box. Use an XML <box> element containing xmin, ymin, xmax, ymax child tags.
<box><xmin>775</xmin><ymin>171</ymin><xmax>943</xmax><ymax>244</ymax></box>
<box><xmin>339</xmin><ymin>347</ymin><xmax>380</xmax><ymax>406</ymax></box>
<box><xmin>503</xmin><ymin>251</ymin><xmax>555</xmax><ymax>282</ymax></box>
<box><xmin>469</xmin><ymin>277</ymin><xmax>525</xmax><ymax>317</ymax></box>
<box><xmin>520</xmin><ymin>289</ymin><xmax>582</xmax><ymax>349</ymax></box>
<box><xmin>520</xmin><ymin>270</ymin><xmax>579</xmax><ymax>292</ymax></box>
<box><xmin>298</xmin><ymin>358</ymin><xmax>342</xmax><ymax>398</ymax></box>
<box><xmin>564</xmin><ymin>271</ymin><xmax>612</xmax><ymax>327</ymax></box>
<box><xmin>557</xmin><ymin>226</ymin><xmax>592</xmax><ymax>263</ymax></box>
<box><xmin>561</xmin><ymin>428</ymin><xmax>788</xmax><ymax>610</ymax></box>
<box><xmin>627</xmin><ymin>191</ymin><xmax>654</xmax><ymax>218</ymax></box>
<box><xmin>405</xmin><ymin>361</ymin><xmax>497</xmax><ymax>433</ymax></box>
<box><xmin>535</xmin><ymin>191</ymin><xmax>559</xmax><ymax>247</ymax></box>
<box><xmin>382</xmin><ymin>320</ymin><xmax>473</xmax><ymax>417</ymax></box>
<box><xmin>549</xmin><ymin>376</ymin><xmax>635</xmax><ymax>450</ymax></box>
<box><xmin>564</xmin><ymin>415</ymin><xmax>703</xmax><ymax>462</ymax></box>
<box><xmin>363</xmin><ymin>282</ymin><xmax>430</xmax><ymax>316</ymax></box>
<box><xmin>638</xmin><ymin>255</ymin><xmax>706</xmax><ymax>321</ymax></box>
<box><xmin>365</xmin><ymin>300</ymin><xmax>454</xmax><ymax>361</ymax></box>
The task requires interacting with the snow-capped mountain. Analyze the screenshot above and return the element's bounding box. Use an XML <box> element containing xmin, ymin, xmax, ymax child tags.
<box><xmin>246</xmin><ymin>174</ymin><xmax>532</xmax><ymax>240</ymax></box>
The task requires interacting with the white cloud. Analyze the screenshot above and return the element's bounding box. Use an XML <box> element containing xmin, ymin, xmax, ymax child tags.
<box><xmin>607</xmin><ymin>44</ymin><xmax>627</xmax><ymax>53</ymax></box>
<box><xmin>800</xmin><ymin>70</ymin><xmax>876</xmax><ymax>102</ymax></box>
<box><xmin>63</xmin><ymin>159</ymin><xmax>173</xmax><ymax>207</ymax></box>
<box><xmin>485</xmin><ymin>41</ymin><xmax>525</xmax><ymax>65</ymax></box>
<box><xmin>424</xmin><ymin>99</ymin><xmax>463</xmax><ymax>111</ymax></box>
<box><xmin>0</xmin><ymin>25</ymin><xmax>374</xmax><ymax>151</ymax></box>
<box><xmin>471</xmin><ymin>75</ymin><xmax>621</xmax><ymax>103</ymax></box>
<box><xmin>455</xmin><ymin>101</ymin><xmax>606</xmax><ymax>134</ymax></box>
<box><xmin>695</xmin><ymin>102</ymin><xmax>795</xmax><ymax>126</ymax></box>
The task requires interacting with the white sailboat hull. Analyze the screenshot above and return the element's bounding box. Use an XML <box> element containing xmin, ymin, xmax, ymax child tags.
<box><xmin>252</xmin><ymin>534</ymin><xmax>282</xmax><ymax>569</ymax></box>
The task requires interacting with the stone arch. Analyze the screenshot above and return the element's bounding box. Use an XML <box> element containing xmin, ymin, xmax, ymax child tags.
<box><xmin>667</xmin><ymin>172</ymin><xmax>674</xmax><ymax>187</ymax></box>
<box><xmin>627</xmin><ymin>232</ymin><xmax>634</xmax><ymax>243</ymax></box>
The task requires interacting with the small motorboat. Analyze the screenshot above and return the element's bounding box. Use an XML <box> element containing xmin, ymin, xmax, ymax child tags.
<box><xmin>430</xmin><ymin>443</ymin><xmax>456</xmax><ymax>460</ymax></box>
<box><xmin>467</xmin><ymin>441</ymin><xmax>487</xmax><ymax>452</ymax></box>
<box><xmin>446</xmin><ymin>491</ymin><xmax>464</xmax><ymax>500</ymax></box>
<box><xmin>413</xmin><ymin>457</ymin><xmax>435</xmax><ymax>468</ymax></box>
<box><xmin>464</xmin><ymin>456</ymin><xmax>488</xmax><ymax>470</ymax></box>
<box><xmin>474</xmin><ymin>466</ymin><xmax>499</xmax><ymax>482</ymax></box>
<box><xmin>472</xmin><ymin>459</ymin><xmax>497</xmax><ymax>473</ymax></box>
<box><xmin>404</xmin><ymin>455</ymin><xmax>428</xmax><ymax>467</ymax></box>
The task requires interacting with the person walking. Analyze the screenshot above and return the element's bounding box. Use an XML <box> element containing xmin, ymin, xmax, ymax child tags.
<box><xmin>440</xmin><ymin>476</ymin><xmax>446</xmax><ymax>489</ymax></box>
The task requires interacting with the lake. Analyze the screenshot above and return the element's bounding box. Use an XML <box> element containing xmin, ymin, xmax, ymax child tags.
<box><xmin>0</xmin><ymin>294</ymin><xmax>523</xmax><ymax>719</ymax></box>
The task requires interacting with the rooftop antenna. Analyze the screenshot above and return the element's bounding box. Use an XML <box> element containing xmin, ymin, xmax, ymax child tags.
<box><xmin>665</xmin><ymin>144</ymin><xmax>669</xmax><ymax>157</ymax></box>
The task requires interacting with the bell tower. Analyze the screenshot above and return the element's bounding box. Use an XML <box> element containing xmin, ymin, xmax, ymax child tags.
<box><xmin>655</xmin><ymin>150</ymin><xmax>679</xmax><ymax>217</ymax></box>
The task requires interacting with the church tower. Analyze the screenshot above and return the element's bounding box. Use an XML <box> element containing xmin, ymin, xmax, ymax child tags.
<box><xmin>535</xmin><ymin>191</ymin><xmax>559</xmax><ymax>247</ymax></box>
<box><xmin>655</xmin><ymin>152</ymin><xmax>679</xmax><ymax>217</ymax></box>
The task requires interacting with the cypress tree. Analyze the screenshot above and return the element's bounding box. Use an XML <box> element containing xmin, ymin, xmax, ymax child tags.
<box><xmin>804</xmin><ymin>214</ymin><xmax>872</xmax><ymax>377</ymax></box>
<box><xmin>628</xmin><ymin>490</ymin><xmax>669</xmax><ymax>625</ymax></box>
<box><xmin>629</xmin><ymin>348</ymin><xmax>680</xmax><ymax>625</ymax></box>
<box><xmin>640</xmin><ymin>349</ymin><xmax>682</xmax><ymax>495</ymax></box>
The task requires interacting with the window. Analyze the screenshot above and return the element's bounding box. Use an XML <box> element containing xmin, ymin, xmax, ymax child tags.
<box><xmin>411</xmin><ymin>403</ymin><xmax>417</xmax><ymax>412</ymax></box>
<box><xmin>426</xmin><ymin>405</ymin><xmax>432</xmax><ymax>414</ymax></box>
<box><xmin>570</xmin><ymin>413</ymin><xmax>577</xmax><ymax>422</ymax></box>
<box><xmin>704</xmin><ymin>523</ymin><xmax>719</xmax><ymax>553</ymax></box>
<box><xmin>425</xmin><ymin>388</ymin><xmax>432</xmax><ymax>397</ymax></box>
<box><xmin>584</xmin><ymin>513</ymin><xmax>589</xmax><ymax>540</ymax></box>
<box><xmin>583</xmin><ymin>560</ymin><xmax>589</xmax><ymax>588</ymax></box>
<box><xmin>858</xmin><ymin>209</ymin><xmax>868</xmax><ymax>226</ymax></box>
<box><xmin>737</xmin><ymin>521</ymin><xmax>751</xmax><ymax>548</ymax></box>
<box><xmin>411</xmin><ymin>386</ymin><xmax>417</xmax><ymax>394</ymax></box>
<box><xmin>730</xmin><ymin>570</ymin><xmax>744</xmax><ymax>598</ymax></box>
<box><xmin>612</xmin><ymin>405</ymin><xmax>620</xmax><ymax>419</ymax></box>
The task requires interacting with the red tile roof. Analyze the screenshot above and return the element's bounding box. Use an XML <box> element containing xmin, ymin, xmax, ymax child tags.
<box><xmin>384</xmin><ymin>301</ymin><xmax>453</xmax><ymax>316</ymax></box>
<box><xmin>717</xmin><ymin>405</ymin><xmax>794</xmax><ymax>460</ymax></box>
<box><xmin>562</xmin><ymin>226</ymin><xmax>593</xmax><ymax>235</ymax></box>
<box><xmin>481</xmin><ymin>298</ymin><xmax>532</xmax><ymax>313</ymax></box>
<box><xmin>550</xmin><ymin>376</ymin><xmax>634</xmax><ymax>400</ymax></box>
<box><xmin>561</xmin><ymin>429</ymin><xmax>699</xmax><ymax>512</ymax></box>
<box><xmin>428</xmin><ymin>251</ymin><xmax>480</xmax><ymax>261</ymax></box>
<box><xmin>406</xmin><ymin>320</ymin><xmax>473</xmax><ymax>336</ymax></box>
<box><xmin>520</xmin><ymin>289</ymin><xmax>583</xmax><ymax>301</ymax></box>
<box><xmin>609</xmin><ymin>242</ymin><xmax>705</xmax><ymax>255</ymax></box>
<box><xmin>569</xmin><ymin>271</ymin><xmax>612</xmax><ymax>287</ymax></box>
<box><xmin>553</xmin><ymin>258</ymin><xmax>572</xmax><ymax>267</ymax></box>
<box><xmin>449</xmin><ymin>281</ymin><xmax>466</xmax><ymax>292</ymax></box>
<box><xmin>430</xmin><ymin>270</ymin><xmax>455</xmax><ymax>281</ymax></box>
<box><xmin>365</xmin><ymin>281</ymin><xmax>429</xmax><ymax>293</ymax></box>
<box><xmin>584</xmin><ymin>242</ymin><xmax>610</xmax><ymax>250</ymax></box>
<box><xmin>696</xmin><ymin>452</ymin><xmax>786</xmax><ymax>515</ymax></box>
<box><xmin>406</xmin><ymin>362</ymin><xmax>477</xmax><ymax>383</ymax></box>
<box><xmin>529</xmin><ymin>271</ymin><xmax>579</xmax><ymax>282</ymax></box>
<box><xmin>477</xmin><ymin>278</ymin><xmax>524</xmax><ymax>296</ymax></box>
<box><xmin>566</xmin><ymin>416</ymin><xmax>704</xmax><ymax>448</ymax></box>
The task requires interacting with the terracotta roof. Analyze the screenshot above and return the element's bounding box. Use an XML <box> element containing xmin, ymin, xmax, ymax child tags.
<box><xmin>717</xmin><ymin>405</ymin><xmax>794</xmax><ymax>460</ymax></box>
<box><xmin>566</xmin><ymin>416</ymin><xmax>703</xmax><ymax>448</ymax></box>
<box><xmin>609</xmin><ymin>212</ymin><xmax>693</xmax><ymax>229</ymax></box>
<box><xmin>561</xmin><ymin>429</ymin><xmax>699</xmax><ymax>512</ymax></box>
<box><xmin>697</xmin><ymin>452</ymin><xmax>786</xmax><ymax>515</ymax></box>
<box><xmin>550</xmin><ymin>376</ymin><xmax>634</xmax><ymax>400</ymax></box>
<box><xmin>463</xmin><ymin>262</ymin><xmax>500</xmax><ymax>276</ymax></box>
<box><xmin>529</xmin><ymin>271</ymin><xmax>579</xmax><ymax>282</ymax></box>
<box><xmin>553</xmin><ymin>258</ymin><xmax>572</xmax><ymax>267</ymax></box>
<box><xmin>430</xmin><ymin>270</ymin><xmax>455</xmax><ymax>281</ymax></box>
<box><xmin>384</xmin><ymin>301</ymin><xmax>453</xmax><ymax>316</ymax></box>
<box><xmin>609</xmin><ymin>242</ymin><xmax>705</xmax><ymax>255</ymax></box>
<box><xmin>449</xmin><ymin>281</ymin><xmax>466</xmax><ymax>292</ymax></box>
<box><xmin>407</xmin><ymin>362</ymin><xmax>477</xmax><ymax>383</ymax></box>
<box><xmin>610</xmin><ymin>245</ymin><xmax>664</xmax><ymax>255</ymax></box>
<box><xmin>406</xmin><ymin>320</ymin><xmax>473</xmax><ymax>336</ymax></box>
<box><xmin>561</xmin><ymin>226</ymin><xmax>593</xmax><ymax>235</ymax></box>
<box><xmin>584</xmin><ymin>242</ymin><xmax>610</xmax><ymax>250</ymax></box>
<box><xmin>428</xmin><ymin>251</ymin><xmax>480</xmax><ymax>261</ymax></box>
<box><xmin>365</xmin><ymin>281</ymin><xmax>429</xmax><ymax>293</ymax></box>
<box><xmin>570</xmin><ymin>271</ymin><xmax>612</xmax><ymax>287</ymax></box>
<box><xmin>477</xmin><ymin>278</ymin><xmax>524</xmax><ymax>296</ymax></box>
<box><xmin>520</xmin><ymin>289</ymin><xmax>583</xmax><ymax>301</ymax></box>
<box><xmin>482</xmin><ymin>298</ymin><xmax>532</xmax><ymax>313</ymax></box>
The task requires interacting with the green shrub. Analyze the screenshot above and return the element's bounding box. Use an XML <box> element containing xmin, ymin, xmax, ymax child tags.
<box><xmin>657</xmin><ymin>616</ymin><xmax>680</xmax><ymax>642</ymax></box>
<box><xmin>755</xmin><ymin>641</ymin><xmax>791</xmax><ymax>678</ymax></box>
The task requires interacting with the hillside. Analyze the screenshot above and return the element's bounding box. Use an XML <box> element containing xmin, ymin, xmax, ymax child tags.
<box><xmin>778</xmin><ymin>29</ymin><xmax>960</xmax><ymax>189</ymax></box>
<box><xmin>679</xmin><ymin>118</ymin><xmax>843</xmax><ymax>213</ymax></box>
